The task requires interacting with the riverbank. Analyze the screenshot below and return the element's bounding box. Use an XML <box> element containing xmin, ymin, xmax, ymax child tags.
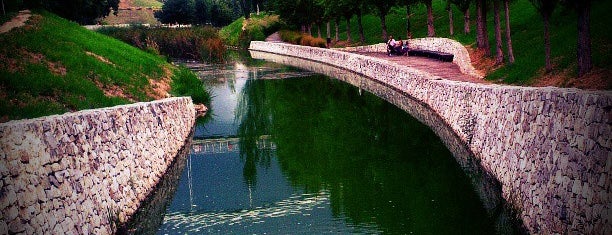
<box><xmin>0</xmin><ymin>10</ymin><xmax>209</xmax><ymax>122</ymax></box>
<box><xmin>249</xmin><ymin>40</ymin><xmax>611</xmax><ymax>234</ymax></box>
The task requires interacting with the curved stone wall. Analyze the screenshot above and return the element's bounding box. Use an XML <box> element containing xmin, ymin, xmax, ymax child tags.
<box><xmin>249</xmin><ymin>41</ymin><xmax>611</xmax><ymax>234</ymax></box>
<box><xmin>334</xmin><ymin>37</ymin><xmax>482</xmax><ymax>78</ymax></box>
<box><xmin>0</xmin><ymin>97</ymin><xmax>195</xmax><ymax>234</ymax></box>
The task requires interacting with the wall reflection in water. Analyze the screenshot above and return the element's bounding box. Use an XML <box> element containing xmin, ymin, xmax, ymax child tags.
<box><xmin>125</xmin><ymin>52</ymin><xmax>522</xmax><ymax>234</ymax></box>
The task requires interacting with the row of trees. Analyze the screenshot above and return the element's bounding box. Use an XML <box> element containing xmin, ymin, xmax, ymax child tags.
<box><xmin>155</xmin><ymin>0</ymin><xmax>238</xmax><ymax>27</ymax></box>
<box><xmin>242</xmin><ymin>0</ymin><xmax>593</xmax><ymax>76</ymax></box>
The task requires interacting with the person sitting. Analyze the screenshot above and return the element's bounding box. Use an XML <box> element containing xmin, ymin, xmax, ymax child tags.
<box><xmin>396</xmin><ymin>38</ymin><xmax>409</xmax><ymax>56</ymax></box>
<box><xmin>387</xmin><ymin>35</ymin><xmax>397</xmax><ymax>56</ymax></box>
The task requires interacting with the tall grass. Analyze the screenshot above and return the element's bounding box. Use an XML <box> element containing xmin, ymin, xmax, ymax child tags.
<box><xmin>279</xmin><ymin>30</ymin><xmax>327</xmax><ymax>48</ymax></box>
<box><xmin>98</xmin><ymin>26</ymin><xmax>226</xmax><ymax>63</ymax></box>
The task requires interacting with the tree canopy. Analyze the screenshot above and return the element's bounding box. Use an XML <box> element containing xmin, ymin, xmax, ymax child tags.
<box><xmin>28</xmin><ymin>0</ymin><xmax>119</xmax><ymax>24</ymax></box>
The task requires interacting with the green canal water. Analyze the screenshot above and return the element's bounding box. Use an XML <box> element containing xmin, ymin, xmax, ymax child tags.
<box><xmin>126</xmin><ymin>54</ymin><xmax>522</xmax><ymax>234</ymax></box>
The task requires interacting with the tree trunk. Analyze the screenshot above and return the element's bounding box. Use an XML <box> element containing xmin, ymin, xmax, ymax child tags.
<box><xmin>494</xmin><ymin>0</ymin><xmax>503</xmax><ymax>64</ymax></box>
<box><xmin>476</xmin><ymin>0</ymin><xmax>489</xmax><ymax>55</ymax></box>
<box><xmin>317</xmin><ymin>22</ymin><xmax>321</xmax><ymax>38</ymax></box>
<box><xmin>335</xmin><ymin>18</ymin><xmax>339</xmax><ymax>41</ymax></box>
<box><xmin>464</xmin><ymin>7</ymin><xmax>470</xmax><ymax>34</ymax></box>
<box><xmin>426</xmin><ymin>0</ymin><xmax>435</xmax><ymax>37</ymax></box>
<box><xmin>543</xmin><ymin>13</ymin><xmax>552</xmax><ymax>73</ymax></box>
<box><xmin>504</xmin><ymin>0</ymin><xmax>515</xmax><ymax>64</ymax></box>
<box><xmin>448</xmin><ymin>1</ymin><xmax>454</xmax><ymax>36</ymax></box>
<box><xmin>406</xmin><ymin>4</ymin><xmax>412</xmax><ymax>39</ymax></box>
<box><xmin>381</xmin><ymin>14</ymin><xmax>388</xmax><ymax>41</ymax></box>
<box><xmin>346</xmin><ymin>18</ymin><xmax>352</xmax><ymax>43</ymax></box>
<box><xmin>357</xmin><ymin>13</ymin><xmax>365</xmax><ymax>44</ymax></box>
<box><xmin>576</xmin><ymin>1</ymin><xmax>592</xmax><ymax>76</ymax></box>
<box><xmin>326</xmin><ymin>21</ymin><xmax>331</xmax><ymax>39</ymax></box>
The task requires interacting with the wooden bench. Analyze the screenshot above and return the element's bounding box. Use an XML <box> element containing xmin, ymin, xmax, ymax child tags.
<box><xmin>408</xmin><ymin>49</ymin><xmax>454</xmax><ymax>62</ymax></box>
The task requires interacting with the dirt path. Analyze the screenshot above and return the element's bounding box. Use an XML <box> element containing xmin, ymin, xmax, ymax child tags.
<box><xmin>265</xmin><ymin>32</ymin><xmax>282</xmax><ymax>42</ymax></box>
<box><xmin>0</xmin><ymin>10</ymin><xmax>31</xmax><ymax>34</ymax></box>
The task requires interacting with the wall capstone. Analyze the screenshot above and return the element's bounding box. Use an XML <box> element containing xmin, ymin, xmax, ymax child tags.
<box><xmin>0</xmin><ymin>97</ymin><xmax>195</xmax><ymax>234</ymax></box>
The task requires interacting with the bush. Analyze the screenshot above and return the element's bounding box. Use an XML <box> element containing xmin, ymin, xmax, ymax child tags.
<box><xmin>170</xmin><ymin>66</ymin><xmax>210</xmax><ymax>104</ymax></box>
<box><xmin>99</xmin><ymin>26</ymin><xmax>225</xmax><ymax>62</ymax></box>
<box><xmin>280</xmin><ymin>30</ymin><xmax>326</xmax><ymax>48</ymax></box>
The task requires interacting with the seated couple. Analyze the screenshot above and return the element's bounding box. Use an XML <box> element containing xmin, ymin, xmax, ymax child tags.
<box><xmin>387</xmin><ymin>36</ymin><xmax>408</xmax><ymax>56</ymax></box>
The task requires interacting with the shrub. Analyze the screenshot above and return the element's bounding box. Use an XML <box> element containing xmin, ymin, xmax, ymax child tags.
<box><xmin>170</xmin><ymin>66</ymin><xmax>210</xmax><ymax>104</ymax></box>
<box><xmin>98</xmin><ymin>26</ymin><xmax>225</xmax><ymax>62</ymax></box>
<box><xmin>280</xmin><ymin>30</ymin><xmax>326</xmax><ymax>48</ymax></box>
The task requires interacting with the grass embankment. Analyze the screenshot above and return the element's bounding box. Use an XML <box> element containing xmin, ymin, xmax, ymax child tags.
<box><xmin>0</xmin><ymin>11</ymin><xmax>208</xmax><ymax>122</ymax></box>
<box><xmin>305</xmin><ymin>0</ymin><xmax>610</xmax><ymax>87</ymax></box>
<box><xmin>220</xmin><ymin>13</ymin><xmax>281</xmax><ymax>49</ymax></box>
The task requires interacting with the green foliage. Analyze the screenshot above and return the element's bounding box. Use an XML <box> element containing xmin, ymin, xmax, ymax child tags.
<box><xmin>155</xmin><ymin>0</ymin><xmax>238</xmax><ymax>26</ymax></box>
<box><xmin>28</xmin><ymin>0</ymin><xmax>119</xmax><ymax>24</ymax></box>
<box><xmin>316</xmin><ymin>0</ymin><xmax>610</xmax><ymax>85</ymax></box>
<box><xmin>98</xmin><ymin>26</ymin><xmax>226</xmax><ymax>62</ymax></box>
<box><xmin>170</xmin><ymin>66</ymin><xmax>210</xmax><ymax>104</ymax></box>
<box><xmin>154</xmin><ymin>0</ymin><xmax>195</xmax><ymax>24</ymax></box>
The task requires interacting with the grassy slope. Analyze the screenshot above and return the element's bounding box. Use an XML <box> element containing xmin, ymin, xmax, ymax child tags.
<box><xmin>326</xmin><ymin>0</ymin><xmax>611</xmax><ymax>85</ymax></box>
<box><xmin>0</xmin><ymin>11</ymin><xmax>206</xmax><ymax>121</ymax></box>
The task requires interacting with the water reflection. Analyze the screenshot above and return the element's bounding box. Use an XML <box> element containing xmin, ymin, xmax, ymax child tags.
<box><xmin>250</xmin><ymin>51</ymin><xmax>523</xmax><ymax>233</ymax></box>
<box><xmin>133</xmin><ymin>53</ymin><xmax>522</xmax><ymax>234</ymax></box>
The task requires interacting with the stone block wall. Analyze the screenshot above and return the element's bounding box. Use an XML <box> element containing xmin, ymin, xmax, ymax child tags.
<box><xmin>0</xmin><ymin>97</ymin><xmax>195</xmax><ymax>234</ymax></box>
<box><xmin>249</xmin><ymin>41</ymin><xmax>611</xmax><ymax>234</ymax></box>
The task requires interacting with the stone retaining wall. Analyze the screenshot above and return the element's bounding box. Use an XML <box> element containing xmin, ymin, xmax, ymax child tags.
<box><xmin>249</xmin><ymin>41</ymin><xmax>611</xmax><ymax>234</ymax></box>
<box><xmin>0</xmin><ymin>97</ymin><xmax>196</xmax><ymax>234</ymax></box>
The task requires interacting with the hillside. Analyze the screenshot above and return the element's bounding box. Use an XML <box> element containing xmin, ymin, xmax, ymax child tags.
<box><xmin>0</xmin><ymin>10</ymin><xmax>206</xmax><ymax>122</ymax></box>
<box><xmin>101</xmin><ymin>0</ymin><xmax>162</xmax><ymax>25</ymax></box>
<box><xmin>321</xmin><ymin>0</ymin><xmax>611</xmax><ymax>89</ymax></box>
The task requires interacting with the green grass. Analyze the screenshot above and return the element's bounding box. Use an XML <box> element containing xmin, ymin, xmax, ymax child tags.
<box><xmin>320</xmin><ymin>0</ymin><xmax>611</xmax><ymax>85</ymax></box>
<box><xmin>133</xmin><ymin>0</ymin><xmax>163</xmax><ymax>8</ymax></box>
<box><xmin>220</xmin><ymin>13</ymin><xmax>282</xmax><ymax>48</ymax></box>
<box><xmin>0</xmin><ymin>10</ymin><xmax>208</xmax><ymax>121</ymax></box>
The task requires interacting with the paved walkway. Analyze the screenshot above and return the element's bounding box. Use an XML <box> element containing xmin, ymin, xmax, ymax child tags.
<box><xmin>354</xmin><ymin>52</ymin><xmax>489</xmax><ymax>84</ymax></box>
<box><xmin>0</xmin><ymin>10</ymin><xmax>31</xmax><ymax>34</ymax></box>
<box><xmin>263</xmin><ymin>33</ymin><xmax>487</xmax><ymax>84</ymax></box>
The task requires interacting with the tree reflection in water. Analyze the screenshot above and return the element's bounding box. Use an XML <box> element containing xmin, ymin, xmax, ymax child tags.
<box><xmin>234</xmin><ymin>74</ymin><xmax>502</xmax><ymax>234</ymax></box>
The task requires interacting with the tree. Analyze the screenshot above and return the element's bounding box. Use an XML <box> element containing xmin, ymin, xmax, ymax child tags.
<box><xmin>210</xmin><ymin>2</ymin><xmax>234</xmax><ymax>27</ymax></box>
<box><xmin>35</xmin><ymin>0</ymin><xmax>119</xmax><ymax>24</ymax></box>
<box><xmin>530</xmin><ymin>0</ymin><xmax>558</xmax><ymax>73</ymax></box>
<box><xmin>476</xmin><ymin>0</ymin><xmax>490</xmax><ymax>55</ymax></box>
<box><xmin>238</xmin><ymin>0</ymin><xmax>252</xmax><ymax>19</ymax></box>
<box><xmin>504</xmin><ymin>0</ymin><xmax>515</xmax><ymax>64</ymax></box>
<box><xmin>493</xmin><ymin>0</ymin><xmax>504</xmax><ymax>64</ymax></box>
<box><xmin>564</xmin><ymin>0</ymin><xmax>592</xmax><ymax>76</ymax></box>
<box><xmin>447</xmin><ymin>0</ymin><xmax>454</xmax><ymax>36</ymax></box>
<box><xmin>451</xmin><ymin>0</ymin><xmax>470</xmax><ymax>34</ymax></box>
<box><xmin>423</xmin><ymin>0</ymin><xmax>435</xmax><ymax>37</ymax></box>
<box><xmin>156</xmin><ymin>0</ymin><xmax>196</xmax><ymax>24</ymax></box>
<box><xmin>194</xmin><ymin>0</ymin><xmax>209</xmax><ymax>25</ymax></box>
<box><xmin>371</xmin><ymin>0</ymin><xmax>396</xmax><ymax>40</ymax></box>
<box><xmin>399</xmin><ymin>0</ymin><xmax>415</xmax><ymax>39</ymax></box>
